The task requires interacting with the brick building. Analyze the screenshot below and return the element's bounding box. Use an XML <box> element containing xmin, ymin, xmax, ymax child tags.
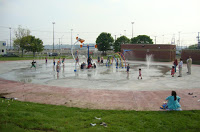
<box><xmin>121</xmin><ymin>44</ymin><xmax>176</xmax><ymax>62</ymax></box>
<box><xmin>181</xmin><ymin>49</ymin><xmax>200</xmax><ymax>64</ymax></box>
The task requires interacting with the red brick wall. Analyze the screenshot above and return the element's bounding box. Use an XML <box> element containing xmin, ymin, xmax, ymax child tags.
<box><xmin>181</xmin><ymin>50</ymin><xmax>200</xmax><ymax>64</ymax></box>
<box><xmin>121</xmin><ymin>44</ymin><xmax>176</xmax><ymax>62</ymax></box>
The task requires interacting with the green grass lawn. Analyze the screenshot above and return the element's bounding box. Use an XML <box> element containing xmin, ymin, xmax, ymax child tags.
<box><xmin>0</xmin><ymin>56</ymin><xmax>100</xmax><ymax>61</ymax></box>
<box><xmin>0</xmin><ymin>98</ymin><xmax>200</xmax><ymax>132</ymax></box>
<box><xmin>0</xmin><ymin>56</ymin><xmax>74</xmax><ymax>61</ymax></box>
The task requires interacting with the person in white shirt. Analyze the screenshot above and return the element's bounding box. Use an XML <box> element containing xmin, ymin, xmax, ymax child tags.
<box><xmin>186</xmin><ymin>56</ymin><xmax>192</xmax><ymax>75</ymax></box>
<box><xmin>178</xmin><ymin>58</ymin><xmax>183</xmax><ymax>77</ymax></box>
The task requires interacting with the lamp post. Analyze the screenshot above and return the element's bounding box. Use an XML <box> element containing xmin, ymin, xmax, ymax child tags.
<box><xmin>154</xmin><ymin>36</ymin><xmax>157</xmax><ymax>44</ymax></box>
<box><xmin>52</xmin><ymin>22</ymin><xmax>55</xmax><ymax>52</ymax></box>
<box><xmin>71</xmin><ymin>29</ymin><xmax>73</xmax><ymax>49</ymax></box>
<box><xmin>9</xmin><ymin>27</ymin><xmax>11</xmax><ymax>50</ymax></box>
<box><xmin>131</xmin><ymin>22</ymin><xmax>134</xmax><ymax>38</ymax></box>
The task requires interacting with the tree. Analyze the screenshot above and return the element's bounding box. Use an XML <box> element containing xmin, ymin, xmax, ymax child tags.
<box><xmin>131</xmin><ymin>35</ymin><xmax>153</xmax><ymax>44</ymax></box>
<box><xmin>188</xmin><ymin>44</ymin><xmax>198</xmax><ymax>49</ymax></box>
<box><xmin>96</xmin><ymin>32</ymin><xmax>114</xmax><ymax>55</ymax></box>
<box><xmin>113</xmin><ymin>36</ymin><xmax>130</xmax><ymax>52</ymax></box>
<box><xmin>21</xmin><ymin>35</ymin><xmax>44</xmax><ymax>57</ymax></box>
<box><xmin>13</xmin><ymin>25</ymin><xmax>31</xmax><ymax>57</ymax></box>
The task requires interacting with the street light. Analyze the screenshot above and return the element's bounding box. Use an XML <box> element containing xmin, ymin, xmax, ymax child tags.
<box><xmin>71</xmin><ymin>29</ymin><xmax>73</xmax><ymax>49</ymax></box>
<box><xmin>9</xmin><ymin>27</ymin><xmax>11</xmax><ymax>50</ymax></box>
<box><xmin>52</xmin><ymin>22</ymin><xmax>55</xmax><ymax>52</ymax></box>
<box><xmin>131</xmin><ymin>22</ymin><xmax>134</xmax><ymax>38</ymax></box>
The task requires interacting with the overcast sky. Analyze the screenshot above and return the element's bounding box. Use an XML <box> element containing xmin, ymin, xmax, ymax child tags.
<box><xmin>0</xmin><ymin>0</ymin><xmax>200</xmax><ymax>46</ymax></box>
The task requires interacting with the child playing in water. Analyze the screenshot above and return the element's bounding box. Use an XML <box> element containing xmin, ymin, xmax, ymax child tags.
<box><xmin>93</xmin><ymin>63</ymin><xmax>96</xmax><ymax>69</ymax></box>
<box><xmin>53</xmin><ymin>57</ymin><xmax>56</xmax><ymax>66</ymax></box>
<box><xmin>56</xmin><ymin>62</ymin><xmax>60</xmax><ymax>77</ymax></box>
<box><xmin>62</xmin><ymin>58</ymin><xmax>65</xmax><ymax>66</ymax></box>
<box><xmin>138</xmin><ymin>68</ymin><xmax>142</xmax><ymax>79</ymax></box>
<box><xmin>101</xmin><ymin>57</ymin><xmax>104</xmax><ymax>64</ymax></box>
<box><xmin>31</xmin><ymin>60</ymin><xmax>36</xmax><ymax>69</ymax></box>
<box><xmin>171</xmin><ymin>66</ymin><xmax>175</xmax><ymax>77</ymax></box>
<box><xmin>98</xmin><ymin>56</ymin><xmax>100</xmax><ymax>63</ymax></box>
<box><xmin>45</xmin><ymin>57</ymin><xmax>47</xmax><ymax>63</ymax></box>
<box><xmin>76</xmin><ymin>56</ymin><xmax>79</xmax><ymax>65</ymax></box>
<box><xmin>127</xmin><ymin>64</ymin><xmax>130</xmax><ymax>73</ymax></box>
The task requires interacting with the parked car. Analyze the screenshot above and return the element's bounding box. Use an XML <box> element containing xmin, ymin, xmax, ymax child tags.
<box><xmin>49</xmin><ymin>53</ymin><xmax>58</xmax><ymax>56</ymax></box>
<box><xmin>2</xmin><ymin>53</ymin><xmax>19</xmax><ymax>57</ymax></box>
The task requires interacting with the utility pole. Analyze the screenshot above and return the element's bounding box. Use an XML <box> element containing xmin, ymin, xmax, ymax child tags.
<box><xmin>52</xmin><ymin>22</ymin><xmax>55</xmax><ymax>52</ymax></box>
<box><xmin>171</xmin><ymin>34</ymin><xmax>175</xmax><ymax>45</ymax></box>
<box><xmin>114</xmin><ymin>35</ymin><xmax>116</xmax><ymax>41</ymax></box>
<box><xmin>9</xmin><ymin>27</ymin><xmax>11</xmax><ymax>50</ymax></box>
<box><xmin>154</xmin><ymin>36</ymin><xmax>157</xmax><ymax>44</ymax></box>
<box><xmin>131</xmin><ymin>22</ymin><xmax>134</xmax><ymax>38</ymax></box>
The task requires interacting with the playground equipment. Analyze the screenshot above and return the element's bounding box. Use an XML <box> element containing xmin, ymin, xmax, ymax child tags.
<box><xmin>106</xmin><ymin>52</ymin><xmax>127</xmax><ymax>68</ymax></box>
<box><xmin>71</xmin><ymin>37</ymin><xmax>97</xmax><ymax>72</ymax></box>
<box><xmin>71</xmin><ymin>37</ymin><xmax>85</xmax><ymax>72</ymax></box>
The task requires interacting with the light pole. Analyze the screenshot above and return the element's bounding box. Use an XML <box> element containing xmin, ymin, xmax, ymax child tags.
<box><xmin>9</xmin><ymin>27</ymin><xmax>11</xmax><ymax>50</ymax></box>
<box><xmin>52</xmin><ymin>22</ymin><xmax>55</xmax><ymax>52</ymax></box>
<box><xmin>178</xmin><ymin>31</ymin><xmax>181</xmax><ymax>48</ymax></box>
<box><xmin>154</xmin><ymin>36</ymin><xmax>157</xmax><ymax>44</ymax></box>
<box><xmin>131</xmin><ymin>22</ymin><xmax>134</xmax><ymax>38</ymax></box>
<box><xmin>59</xmin><ymin>38</ymin><xmax>60</xmax><ymax>50</ymax></box>
<box><xmin>71</xmin><ymin>29</ymin><xmax>73</xmax><ymax>49</ymax></box>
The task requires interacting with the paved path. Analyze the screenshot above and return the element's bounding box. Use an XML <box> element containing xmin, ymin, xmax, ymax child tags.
<box><xmin>0</xmin><ymin>78</ymin><xmax>200</xmax><ymax>111</ymax></box>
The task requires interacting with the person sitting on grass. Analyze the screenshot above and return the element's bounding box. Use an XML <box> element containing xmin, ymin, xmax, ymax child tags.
<box><xmin>166</xmin><ymin>91</ymin><xmax>181</xmax><ymax>111</ymax></box>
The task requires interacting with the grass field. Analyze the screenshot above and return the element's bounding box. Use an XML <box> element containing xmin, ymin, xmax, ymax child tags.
<box><xmin>0</xmin><ymin>98</ymin><xmax>200</xmax><ymax>132</ymax></box>
<box><xmin>0</xmin><ymin>56</ymin><xmax>101</xmax><ymax>61</ymax></box>
<box><xmin>0</xmin><ymin>56</ymin><xmax>73</xmax><ymax>61</ymax></box>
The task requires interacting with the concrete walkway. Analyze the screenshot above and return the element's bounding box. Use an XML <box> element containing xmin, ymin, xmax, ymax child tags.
<box><xmin>0</xmin><ymin>78</ymin><xmax>200</xmax><ymax>111</ymax></box>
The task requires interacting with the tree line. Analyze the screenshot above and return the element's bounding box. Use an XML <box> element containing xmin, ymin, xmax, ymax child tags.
<box><xmin>96</xmin><ymin>32</ymin><xmax>153</xmax><ymax>54</ymax></box>
<box><xmin>13</xmin><ymin>26</ymin><xmax>154</xmax><ymax>57</ymax></box>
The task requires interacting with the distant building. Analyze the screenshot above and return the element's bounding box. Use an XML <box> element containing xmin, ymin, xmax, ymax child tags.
<box><xmin>0</xmin><ymin>41</ymin><xmax>7</xmax><ymax>55</ymax></box>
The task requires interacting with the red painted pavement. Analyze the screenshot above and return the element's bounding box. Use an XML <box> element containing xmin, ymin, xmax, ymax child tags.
<box><xmin>0</xmin><ymin>78</ymin><xmax>200</xmax><ymax>111</ymax></box>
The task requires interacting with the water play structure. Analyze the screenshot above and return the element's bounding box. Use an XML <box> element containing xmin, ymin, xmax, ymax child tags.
<box><xmin>71</xmin><ymin>37</ymin><xmax>97</xmax><ymax>72</ymax></box>
<box><xmin>106</xmin><ymin>52</ymin><xmax>128</xmax><ymax>68</ymax></box>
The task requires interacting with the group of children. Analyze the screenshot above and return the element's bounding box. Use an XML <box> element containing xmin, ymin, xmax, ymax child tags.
<box><xmin>31</xmin><ymin>56</ymin><xmax>143</xmax><ymax>79</ymax></box>
<box><xmin>97</xmin><ymin>56</ymin><xmax>143</xmax><ymax>79</ymax></box>
<box><xmin>126</xmin><ymin>64</ymin><xmax>142</xmax><ymax>79</ymax></box>
<box><xmin>171</xmin><ymin>58</ymin><xmax>184</xmax><ymax>77</ymax></box>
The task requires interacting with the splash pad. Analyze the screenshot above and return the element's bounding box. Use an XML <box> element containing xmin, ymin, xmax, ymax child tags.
<box><xmin>1</xmin><ymin>57</ymin><xmax>200</xmax><ymax>91</ymax></box>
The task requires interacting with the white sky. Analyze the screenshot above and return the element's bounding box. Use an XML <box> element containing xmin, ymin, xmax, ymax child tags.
<box><xmin>0</xmin><ymin>0</ymin><xmax>200</xmax><ymax>46</ymax></box>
